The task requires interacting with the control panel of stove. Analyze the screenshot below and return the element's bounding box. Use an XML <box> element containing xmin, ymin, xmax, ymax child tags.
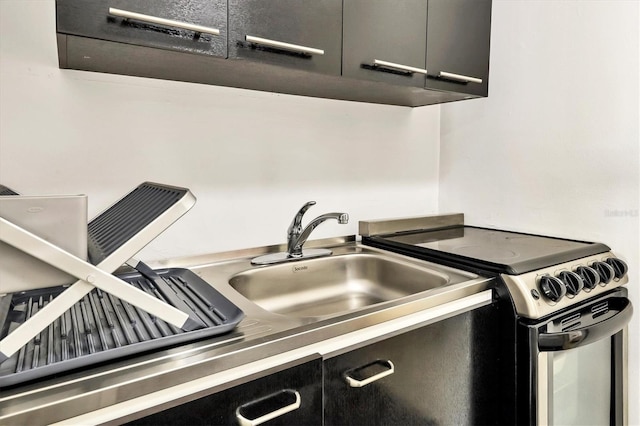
<box><xmin>501</xmin><ymin>253</ymin><xmax>629</xmax><ymax>319</ymax></box>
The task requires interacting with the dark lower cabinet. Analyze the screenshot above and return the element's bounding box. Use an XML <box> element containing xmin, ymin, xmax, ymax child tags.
<box><xmin>123</xmin><ymin>300</ymin><xmax>513</xmax><ymax>425</ymax></box>
<box><xmin>126</xmin><ymin>355</ymin><xmax>322</xmax><ymax>426</ymax></box>
<box><xmin>324</xmin><ymin>303</ymin><xmax>514</xmax><ymax>426</ymax></box>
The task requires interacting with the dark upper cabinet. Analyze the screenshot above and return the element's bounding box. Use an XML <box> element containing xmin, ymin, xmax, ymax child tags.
<box><xmin>342</xmin><ymin>0</ymin><xmax>428</xmax><ymax>88</ymax></box>
<box><xmin>228</xmin><ymin>0</ymin><xmax>342</xmax><ymax>75</ymax></box>
<box><xmin>55</xmin><ymin>0</ymin><xmax>492</xmax><ymax>106</ymax></box>
<box><xmin>126</xmin><ymin>355</ymin><xmax>323</xmax><ymax>425</ymax></box>
<box><xmin>56</xmin><ymin>0</ymin><xmax>227</xmax><ymax>58</ymax></box>
<box><xmin>425</xmin><ymin>0</ymin><xmax>492</xmax><ymax>97</ymax></box>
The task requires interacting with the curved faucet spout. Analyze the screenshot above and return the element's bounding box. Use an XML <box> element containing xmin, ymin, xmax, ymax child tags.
<box><xmin>288</xmin><ymin>212</ymin><xmax>349</xmax><ymax>258</ymax></box>
<box><xmin>251</xmin><ymin>202</ymin><xmax>349</xmax><ymax>265</ymax></box>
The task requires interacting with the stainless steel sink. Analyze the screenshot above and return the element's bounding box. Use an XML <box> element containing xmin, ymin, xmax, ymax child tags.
<box><xmin>229</xmin><ymin>252</ymin><xmax>467</xmax><ymax>319</ymax></box>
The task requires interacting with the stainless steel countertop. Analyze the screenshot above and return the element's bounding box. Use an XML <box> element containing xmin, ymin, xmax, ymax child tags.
<box><xmin>0</xmin><ymin>237</ymin><xmax>494</xmax><ymax>425</ymax></box>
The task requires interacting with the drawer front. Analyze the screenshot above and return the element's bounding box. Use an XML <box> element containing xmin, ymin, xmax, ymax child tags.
<box><xmin>228</xmin><ymin>0</ymin><xmax>342</xmax><ymax>75</ymax></box>
<box><xmin>343</xmin><ymin>0</ymin><xmax>428</xmax><ymax>88</ymax></box>
<box><xmin>425</xmin><ymin>0</ymin><xmax>492</xmax><ymax>96</ymax></box>
<box><xmin>57</xmin><ymin>0</ymin><xmax>227</xmax><ymax>58</ymax></box>
<box><xmin>127</xmin><ymin>356</ymin><xmax>323</xmax><ymax>425</ymax></box>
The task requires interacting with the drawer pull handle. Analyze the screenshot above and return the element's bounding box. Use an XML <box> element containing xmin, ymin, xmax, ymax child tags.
<box><xmin>245</xmin><ymin>35</ymin><xmax>325</xmax><ymax>56</ymax></box>
<box><xmin>108</xmin><ymin>8</ymin><xmax>221</xmax><ymax>36</ymax></box>
<box><xmin>236</xmin><ymin>390</ymin><xmax>301</xmax><ymax>426</ymax></box>
<box><xmin>345</xmin><ymin>360</ymin><xmax>395</xmax><ymax>388</ymax></box>
<box><xmin>373</xmin><ymin>59</ymin><xmax>428</xmax><ymax>75</ymax></box>
<box><xmin>437</xmin><ymin>71</ymin><xmax>483</xmax><ymax>84</ymax></box>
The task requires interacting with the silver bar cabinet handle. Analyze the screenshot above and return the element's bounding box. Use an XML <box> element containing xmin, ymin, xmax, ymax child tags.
<box><xmin>236</xmin><ymin>390</ymin><xmax>301</xmax><ymax>426</ymax></box>
<box><xmin>373</xmin><ymin>59</ymin><xmax>427</xmax><ymax>75</ymax></box>
<box><xmin>438</xmin><ymin>71</ymin><xmax>483</xmax><ymax>84</ymax></box>
<box><xmin>108</xmin><ymin>8</ymin><xmax>221</xmax><ymax>36</ymax></box>
<box><xmin>245</xmin><ymin>35</ymin><xmax>324</xmax><ymax>55</ymax></box>
<box><xmin>345</xmin><ymin>360</ymin><xmax>395</xmax><ymax>388</ymax></box>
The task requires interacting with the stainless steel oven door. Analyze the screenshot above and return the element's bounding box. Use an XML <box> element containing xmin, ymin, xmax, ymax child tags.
<box><xmin>536</xmin><ymin>296</ymin><xmax>632</xmax><ymax>426</ymax></box>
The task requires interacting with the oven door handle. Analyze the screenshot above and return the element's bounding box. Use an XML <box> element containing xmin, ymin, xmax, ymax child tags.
<box><xmin>538</xmin><ymin>297</ymin><xmax>632</xmax><ymax>351</ymax></box>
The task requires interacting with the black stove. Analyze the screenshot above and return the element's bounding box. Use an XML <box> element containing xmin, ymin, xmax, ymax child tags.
<box><xmin>364</xmin><ymin>224</ymin><xmax>628</xmax><ymax>320</ymax></box>
<box><xmin>363</xmin><ymin>219</ymin><xmax>632</xmax><ymax>425</ymax></box>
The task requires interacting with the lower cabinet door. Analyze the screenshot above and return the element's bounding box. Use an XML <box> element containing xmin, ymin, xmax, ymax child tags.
<box><xmin>126</xmin><ymin>355</ymin><xmax>322</xmax><ymax>426</ymax></box>
<box><xmin>323</xmin><ymin>306</ymin><xmax>501</xmax><ymax>426</ymax></box>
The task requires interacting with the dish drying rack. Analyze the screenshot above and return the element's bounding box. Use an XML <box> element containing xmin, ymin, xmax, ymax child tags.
<box><xmin>0</xmin><ymin>182</ymin><xmax>244</xmax><ymax>387</ymax></box>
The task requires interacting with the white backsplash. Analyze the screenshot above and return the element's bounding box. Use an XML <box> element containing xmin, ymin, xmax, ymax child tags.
<box><xmin>0</xmin><ymin>1</ymin><xmax>441</xmax><ymax>260</ymax></box>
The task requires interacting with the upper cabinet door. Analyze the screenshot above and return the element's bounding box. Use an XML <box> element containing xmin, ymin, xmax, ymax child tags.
<box><xmin>228</xmin><ymin>0</ymin><xmax>342</xmax><ymax>75</ymax></box>
<box><xmin>425</xmin><ymin>0</ymin><xmax>492</xmax><ymax>97</ymax></box>
<box><xmin>343</xmin><ymin>0</ymin><xmax>428</xmax><ymax>88</ymax></box>
<box><xmin>56</xmin><ymin>0</ymin><xmax>227</xmax><ymax>58</ymax></box>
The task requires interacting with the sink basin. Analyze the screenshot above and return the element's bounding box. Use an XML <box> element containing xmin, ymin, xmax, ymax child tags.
<box><xmin>229</xmin><ymin>252</ymin><xmax>465</xmax><ymax>319</ymax></box>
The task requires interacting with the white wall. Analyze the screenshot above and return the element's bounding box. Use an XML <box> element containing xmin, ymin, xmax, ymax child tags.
<box><xmin>0</xmin><ymin>0</ymin><xmax>441</xmax><ymax>260</ymax></box>
<box><xmin>439</xmin><ymin>1</ymin><xmax>639</xmax><ymax>424</ymax></box>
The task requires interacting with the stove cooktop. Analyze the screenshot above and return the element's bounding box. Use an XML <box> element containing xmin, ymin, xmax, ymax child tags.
<box><xmin>366</xmin><ymin>226</ymin><xmax>611</xmax><ymax>275</ymax></box>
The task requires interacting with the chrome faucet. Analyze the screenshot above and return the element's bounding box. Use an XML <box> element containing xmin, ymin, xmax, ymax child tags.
<box><xmin>287</xmin><ymin>201</ymin><xmax>349</xmax><ymax>258</ymax></box>
<box><xmin>252</xmin><ymin>201</ymin><xmax>349</xmax><ymax>265</ymax></box>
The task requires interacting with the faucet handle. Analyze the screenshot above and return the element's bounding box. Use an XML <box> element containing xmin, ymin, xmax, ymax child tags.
<box><xmin>287</xmin><ymin>201</ymin><xmax>316</xmax><ymax>238</ymax></box>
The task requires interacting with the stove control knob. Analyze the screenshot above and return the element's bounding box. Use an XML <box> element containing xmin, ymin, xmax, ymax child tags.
<box><xmin>574</xmin><ymin>265</ymin><xmax>600</xmax><ymax>290</ymax></box>
<box><xmin>557</xmin><ymin>271</ymin><xmax>584</xmax><ymax>297</ymax></box>
<box><xmin>592</xmin><ymin>261</ymin><xmax>615</xmax><ymax>285</ymax></box>
<box><xmin>605</xmin><ymin>257</ymin><xmax>628</xmax><ymax>279</ymax></box>
<box><xmin>538</xmin><ymin>275</ymin><xmax>566</xmax><ymax>302</ymax></box>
